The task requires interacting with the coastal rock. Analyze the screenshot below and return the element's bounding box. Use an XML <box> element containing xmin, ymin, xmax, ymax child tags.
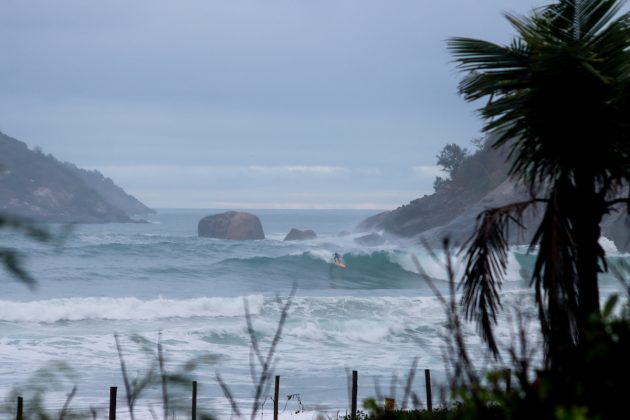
<box><xmin>416</xmin><ymin>180</ymin><xmax>536</xmax><ymax>247</ymax></box>
<box><xmin>355</xmin><ymin>142</ymin><xmax>509</xmax><ymax>237</ymax></box>
<box><xmin>283</xmin><ymin>228</ymin><xmax>317</xmax><ymax>241</ymax></box>
<box><xmin>355</xmin><ymin>233</ymin><xmax>386</xmax><ymax>246</ymax></box>
<box><xmin>198</xmin><ymin>211</ymin><xmax>265</xmax><ymax>240</ymax></box>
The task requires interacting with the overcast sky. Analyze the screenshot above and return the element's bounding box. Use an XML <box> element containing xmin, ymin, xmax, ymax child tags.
<box><xmin>0</xmin><ymin>0</ymin><xmax>548</xmax><ymax>209</ymax></box>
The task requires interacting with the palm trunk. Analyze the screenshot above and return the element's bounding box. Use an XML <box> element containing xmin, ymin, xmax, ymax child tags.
<box><xmin>541</xmin><ymin>180</ymin><xmax>580</xmax><ymax>370</ymax></box>
<box><xmin>539</xmin><ymin>176</ymin><xmax>605</xmax><ymax>370</ymax></box>
<box><xmin>573</xmin><ymin>177</ymin><xmax>604</xmax><ymax>336</ymax></box>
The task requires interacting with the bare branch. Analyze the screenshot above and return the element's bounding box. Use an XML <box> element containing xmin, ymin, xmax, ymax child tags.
<box><xmin>157</xmin><ymin>332</ymin><xmax>169</xmax><ymax>420</ymax></box>
<box><xmin>401</xmin><ymin>358</ymin><xmax>418</xmax><ymax>410</ymax></box>
<box><xmin>251</xmin><ymin>284</ymin><xmax>296</xmax><ymax>420</ymax></box>
<box><xmin>58</xmin><ymin>386</ymin><xmax>77</xmax><ymax>420</ymax></box>
<box><xmin>244</xmin><ymin>300</ymin><xmax>265</xmax><ymax>367</ymax></box>
<box><xmin>216</xmin><ymin>373</ymin><xmax>242</xmax><ymax>418</ymax></box>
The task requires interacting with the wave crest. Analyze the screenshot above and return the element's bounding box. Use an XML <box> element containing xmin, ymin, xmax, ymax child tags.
<box><xmin>0</xmin><ymin>295</ymin><xmax>264</xmax><ymax>323</ymax></box>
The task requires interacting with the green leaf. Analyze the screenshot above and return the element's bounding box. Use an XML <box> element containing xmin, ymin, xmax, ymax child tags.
<box><xmin>603</xmin><ymin>294</ymin><xmax>619</xmax><ymax>318</ymax></box>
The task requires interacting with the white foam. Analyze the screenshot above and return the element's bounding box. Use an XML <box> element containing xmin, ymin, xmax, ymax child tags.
<box><xmin>0</xmin><ymin>295</ymin><xmax>264</xmax><ymax>323</ymax></box>
<box><xmin>505</xmin><ymin>251</ymin><xmax>523</xmax><ymax>281</ymax></box>
<box><xmin>600</xmin><ymin>236</ymin><xmax>620</xmax><ymax>256</ymax></box>
<box><xmin>397</xmin><ymin>248</ymin><xmax>524</xmax><ymax>282</ymax></box>
<box><xmin>303</xmin><ymin>249</ymin><xmax>335</xmax><ymax>263</ymax></box>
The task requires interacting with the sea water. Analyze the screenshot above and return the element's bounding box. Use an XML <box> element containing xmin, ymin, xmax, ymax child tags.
<box><xmin>0</xmin><ymin>209</ymin><xmax>623</xmax><ymax>418</ymax></box>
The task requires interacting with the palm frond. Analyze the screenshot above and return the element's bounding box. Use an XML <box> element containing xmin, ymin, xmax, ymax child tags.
<box><xmin>448</xmin><ymin>38</ymin><xmax>530</xmax><ymax>74</ymax></box>
<box><xmin>460</xmin><ymin>200</ymin><xmax>537</xmax><ymax>357</ymax></box>
<box><xmin>572</xmin><ymin>0</ymin><xmax>626</xmax><ymax>40</ymax></box>
<box><xmin>0</xmin><ymin>214</ymin><xmax>56</xmax><ymax>288</ymax></box>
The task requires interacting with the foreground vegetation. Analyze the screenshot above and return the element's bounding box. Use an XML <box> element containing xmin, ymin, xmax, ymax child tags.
<box><xmin>337</xmin><ymin>305</ymin><xmax>630</xmax><ymax>420</ymax></box>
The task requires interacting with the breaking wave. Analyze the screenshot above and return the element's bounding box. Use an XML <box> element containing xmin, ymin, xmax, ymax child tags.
<box><xmin>0</xmin><ymin>295</ymin><xmax>264</xmax><ymax>323</ymax></box>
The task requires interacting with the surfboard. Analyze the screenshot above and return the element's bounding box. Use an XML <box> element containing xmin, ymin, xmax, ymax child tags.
<box><xmin>334</xmin><ymin>260</ymin><xmax>346</xmax><ymax>269</ymax></box>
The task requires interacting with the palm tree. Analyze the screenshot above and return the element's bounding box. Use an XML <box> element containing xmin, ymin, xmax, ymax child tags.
<box><xmin>448</xmin><ymin>0</ymin><xmax>630</xmax><ymax>368</ymax></box>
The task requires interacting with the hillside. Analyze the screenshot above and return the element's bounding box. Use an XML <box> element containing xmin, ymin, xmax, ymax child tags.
<box><xmin>357</xmin><ymin>140</ymin><xmax>509</xmax><ymax>237</ymax></box>
<box><xmin>63</xmin><ymin>163</ymin><xmax>154</xmax><ymax>216</ymax></box>
<box><xmin>0</xmin><ymin>131</ymin><xmax>152</xmax><ymax>223</ymax></box>
<box><xmin>357</xmin><ymin>141</ymin><xmax>630</xmax><ymax>251</ymax></box>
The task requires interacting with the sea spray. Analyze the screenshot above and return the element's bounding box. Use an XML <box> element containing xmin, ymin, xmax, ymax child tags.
<box><xmin>0</xmin><ymin>295</ymin><xmax>265</xmax><ymax>323</ymax></box>
<box><xmin>0</xmin><ymin>209</ymin><xmax>606</xmax><ymax>417</ymax></box>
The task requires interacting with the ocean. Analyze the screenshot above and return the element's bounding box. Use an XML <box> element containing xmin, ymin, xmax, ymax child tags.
<box><xmin>0</xmin><ymin>209</ymin><xmax>624</xmax><ymax>418</ymax></box>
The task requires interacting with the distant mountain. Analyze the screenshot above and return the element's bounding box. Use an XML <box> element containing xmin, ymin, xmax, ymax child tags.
<box><xmin>62</xmin><ymin>163</ymin><xmax>154</xmax><ymax>216</ymax></box>
<box><xmin>0</xmin><ymin>131</ymin><xmax>153</xmax><ymax>223</ymax></box>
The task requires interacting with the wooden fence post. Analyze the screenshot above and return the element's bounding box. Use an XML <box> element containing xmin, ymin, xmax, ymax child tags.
<box><xmin>351</xmin><ymin>370</ymin><xmax>358</xmax><ymax>419</ymax></box>
<box><xmin>16</xmin><ymin>396</ymin><xmax>23</xmax><ymax>420</ymax></box>
<box><xmin>274</xmin><ymin>376</ymin><xmax>280</xmax><ymax>420</ymax></box>
<box><xmin>424</xmin><ymin>369</ymin><xmax>432</xmax><ymax>412</ymax></box>
<box><xmin>192</xmin><ymin>381</ymin><xmax>197</xmax><ymax>420</ymax></box>
<box><xmin>109</xmin><ymin>386</ymin><xmax>117</xmax><ymax>420</ymax></box>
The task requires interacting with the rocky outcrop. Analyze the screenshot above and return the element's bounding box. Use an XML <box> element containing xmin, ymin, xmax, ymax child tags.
<box><xmin>355</xmin><ymin>233</ymin><xmax>386</xmax><ymax>246</ymax></box>
<box><xmin>0</xmin><ymin>131</ymin><xmax>151</xmax><ymax>223</ymax></box>
<box><xmin>416</xmin><ymin>180</ymin><xmax>537</xmax><ymax>247</ymax></box>
<box><xmin>357</xmin><ymin>143</ymin><xmax>509</xmax><ymax>237</ymax></box>
<box><xmin>283</xmin><ymin>228</ymin><xmax>317</xmax><ymax>241</ymax></box>
<box><xmin>357</xmin><ymin>137</ymin><xmax>630</xmax><ymax>251</ymax></box>
<box><xmin>358</xmin><ymin>168</ymin><xmax>630</xmax><ymax>251</ymax></box>
<box><xmin>198</xmin><ymin>211</ymin><xmax>265</xmax><ymax>240</ymax></box>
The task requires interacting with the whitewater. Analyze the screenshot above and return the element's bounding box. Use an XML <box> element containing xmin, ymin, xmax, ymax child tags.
<box><xmin>0</xmin><ymin>209</ymin><xmax>624</xmax><ymax>418</ymax></box>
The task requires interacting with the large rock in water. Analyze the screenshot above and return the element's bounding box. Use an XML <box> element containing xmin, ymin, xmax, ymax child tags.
<box><xmin>283</xmin><ymin>228</ymin><xmax>317</xmax><ymax>241</ymax></box>
<box><xmin>198</xmin><ymin>211</ymin><xmax>265</xmax><ymax>240</ymax></box>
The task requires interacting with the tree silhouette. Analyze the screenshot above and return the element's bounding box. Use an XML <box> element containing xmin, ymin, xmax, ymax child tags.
<box><xmin>449</xmin><ymin>0</ymin><xmax>630</xmax><ymax>368</ymax></box>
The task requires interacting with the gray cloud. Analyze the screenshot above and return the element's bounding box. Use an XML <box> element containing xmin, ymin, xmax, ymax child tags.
<box><xmin>0</xmin><ymin>0</ymin><xmax>550</xmax><ymax>208</ymax></box>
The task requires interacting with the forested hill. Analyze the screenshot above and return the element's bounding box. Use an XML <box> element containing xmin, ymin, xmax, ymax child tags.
<box><xmin>356</xmin><ymin>140</ymin><xmax>630</xmax><ymax>251</ymax></box>
<box><xmin>62</xmin><ymin>162</ymin><xmax>154</xmax><ymax>216</ymax></box>
<box><xmin>357</xmin><ymin>140</ymin><xmax>509</xmax><ymax>238</ymax></box>
<box><xmin>0</xmin><ymin>131</ymin><xmax>153</xmax><ymax>223</ymax></box>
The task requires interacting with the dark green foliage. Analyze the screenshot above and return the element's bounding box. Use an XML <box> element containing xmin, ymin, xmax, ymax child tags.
<box><xmin>359</xmin><ymin>139</ymin><xmax>508</xmax><ymax>237</ymax></box>
<box><xmin>0</xmin><ymin>213</ymin><xmax>56</xmax><ymax>288</ymax></box>
<box><xmin>433</xmin><ymin>139</ymin><xmax>498</xmax><ymax>192</ymax></box>
<box><xmin>1</xmin><ymin>362</ymin><xmax>84</xmax><ymax>420</ymax></box>
<box><xmin>432</xmin><ymin>176</ymin><xmax>447</xmax><ymax>192</ymax></box>
<box><xmin>352</xmin><ymin>295</ymin><xmax>630</xmax><ymax>420</ymax></box>
<box><xmin>448</xmin><ymin>137</ymin><xmax>508</xmax><ymax>198</ymax></box>
<box><xmin>113</xmin><ymin>333</ymin><xmax>218</xmax><ymax>420</ymax></box>
<box><xmin>436</xmin><ymin>144</ymin><xmax>469</xmax><ymax>176</ymax></box>
<box><xmin>449</xmin><ymin>0</ymin><xmax>630</xmax><ymax>367</ymax></box>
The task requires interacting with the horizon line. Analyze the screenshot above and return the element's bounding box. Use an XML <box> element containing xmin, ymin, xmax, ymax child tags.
<box><xmin>148</xmin><ymin>207</ymin><xmax>392</xmax><ymax>211</ymax></box>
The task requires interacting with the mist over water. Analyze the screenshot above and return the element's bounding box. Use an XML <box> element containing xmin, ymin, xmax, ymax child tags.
<box><xmin>0</xmin><ymin>210</ymin><xmax>624</xmax><ymax>418</ymax></box>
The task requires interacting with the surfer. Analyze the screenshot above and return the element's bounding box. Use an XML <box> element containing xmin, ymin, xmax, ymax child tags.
<box><xmin>332</xmin><ymin>252</ymin><xmax>346</xmax><ymax>268</ymax></box>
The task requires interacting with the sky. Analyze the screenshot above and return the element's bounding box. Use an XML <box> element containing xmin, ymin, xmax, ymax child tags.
<box><xmin>0</xmin><ymin>0</ymin><xmax>548</xmax><ymax>209</ymax></box>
